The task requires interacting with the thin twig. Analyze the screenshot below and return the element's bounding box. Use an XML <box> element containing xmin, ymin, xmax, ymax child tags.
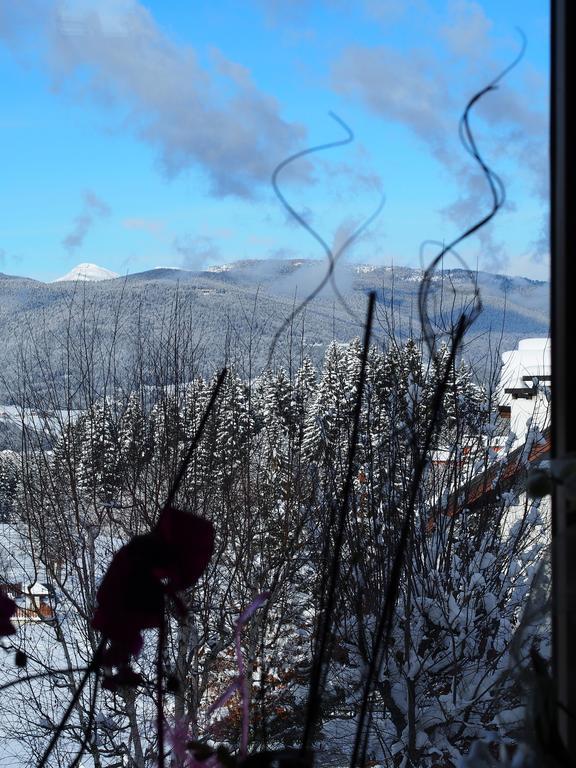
<box><xmin>157</xmin><ymin>600</ymin><xmax>166</xmax><ymax>768</ymax></box>
<box><xmin>301</xmin><ymin>291</ymin><xmax>376</xmax><ymax>752</ymax></box>
<box><xmin>37</xmin><ymin>641</ymin><xmax>104</xmax><ymax>768</ymax></box>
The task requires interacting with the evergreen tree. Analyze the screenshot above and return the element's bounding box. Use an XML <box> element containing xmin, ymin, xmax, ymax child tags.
<box><xmin>302</xmin><ymin>341</ymin><xmax>350</xmax><ymax>470</ymax></box>
<box><xmin>0</xmin><ymin>452</ymin><xmax>16</xmax><ymax>522</ymax></box>
<box><xmin>215</xmin><ymin>369</ymin><xmax>253</xmax><ymax>483</ymax></box>
<box><xmin>117</xmin><ymin>391</ymin><xmax>148</xmax><ymax>500</ymax></box>
<box><xmin>77</xmin><ymin>398</ymin><xmax>120</xmax><ymax>505</ymax></box>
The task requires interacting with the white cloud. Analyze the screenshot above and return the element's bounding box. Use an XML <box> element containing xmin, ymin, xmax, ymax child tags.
<box><xmin>333</xmin><ymin>45</ymin><xmax>453</xmax><ymax>159</ymax></box>
<box><xmin>62</xmin><ymin>190</ymin><xmax>111</xmax><ymax>252</ymax></box>
<box><xmin>1</xmin><ymin>0</ymin><xmax>307</xmax><ymax>198</ymax></box>
<box><xmin>331</xmin><ymin>4</ymin><xmax>548</xmax><ymax>270</ymax></box>
<box><xmin>173</xmin><ymin>234</ymin><xmax>221</xmax><ymax>271</ymax></box>
<box><xmin>440</xmin><ymin>0</ymin><xmax>493</xmax><ymax>60</ymax></box>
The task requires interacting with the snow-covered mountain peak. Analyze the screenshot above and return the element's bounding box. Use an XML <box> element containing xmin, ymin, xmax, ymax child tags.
<box><xmin>54</xmin><ymin>263</ymin><xmax>119</xmax><ymax>283</ymax></box>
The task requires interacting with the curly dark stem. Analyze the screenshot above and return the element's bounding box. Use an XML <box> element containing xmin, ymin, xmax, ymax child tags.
<box><xmin>418</xmin><ymin>30</ymin><xmax>526</xmax><ymax>358</ymax></box>
<box><xmin>267</xmin><ymin>113</ymin><xmax>385</xmax><ymax>367</ymax></box>
<box><xmin>350</xmin><ymin>316</ymin><xmax>467</xmax><ymax>768</ymax></box>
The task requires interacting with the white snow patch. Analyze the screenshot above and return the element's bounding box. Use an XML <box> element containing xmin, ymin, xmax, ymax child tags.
<box><xmin>54</xmin><ymin>263</ymin><xmax>119</xmax><ymax>282</ymax></box>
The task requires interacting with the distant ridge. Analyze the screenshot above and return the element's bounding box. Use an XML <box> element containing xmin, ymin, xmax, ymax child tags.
<box><xmin>54</xmin><ymin>263</ymin><xmax>119</xmax><ymax>282</ymax></box>
<box><xmin>0</xmin><ymin>258</ymin><xmax>549</xmax><ymax>410</ymax></box>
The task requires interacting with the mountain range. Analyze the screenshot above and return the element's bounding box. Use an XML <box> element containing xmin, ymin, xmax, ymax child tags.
<box><xmin>0</xmin><ymin>259</ymin><xmax>549</xmax><ymax>407</ymax></box>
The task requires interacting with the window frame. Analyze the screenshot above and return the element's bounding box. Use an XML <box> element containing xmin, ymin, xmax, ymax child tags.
<box><xmin>550</xmin><ymin>0</ymin><xmax>576</xmax><ymax>751</ymax></box>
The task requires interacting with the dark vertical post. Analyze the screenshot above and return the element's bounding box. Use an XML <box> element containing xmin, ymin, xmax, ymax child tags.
<box><xmin>551</xmin><ymin>0</ymin><xmax>576</xmax><ymax>751</ymax></box>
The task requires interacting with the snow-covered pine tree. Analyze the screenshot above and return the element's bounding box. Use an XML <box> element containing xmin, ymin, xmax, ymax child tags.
<box><xmin>117</xmin><ymin>391</ymin><xmax>148</xmax><ymax>496</ymax></box>
<box><xmin>214</xmin><ymin>369</ymin><xmax>253</xmax><ymax>484</ymax></box>
<box><xmin>0</xmin><ymin>451</ymin><xmax>17</xmax><ymax>522</ymax></box>
<box><xmin>77</xmin><ymin>398</ymin><xmax>120</xmax><ymax>506</ymax></box>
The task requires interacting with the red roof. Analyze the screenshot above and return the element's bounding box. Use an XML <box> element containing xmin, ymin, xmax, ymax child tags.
<box><xmin>438</xmin><ymin>427</ymin><xmax>551</xmax><ymax>520</ymax></box>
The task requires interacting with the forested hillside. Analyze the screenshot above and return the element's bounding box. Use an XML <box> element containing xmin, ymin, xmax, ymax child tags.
<box><xmin>0</xmin><ymin>331</ymin><xmax>549</xmax><ymax>766</ymax></box>
<box><xmin>0</xmin><ymin>260</ymin><xmax>549</xmax><ymax>406</ymax></box>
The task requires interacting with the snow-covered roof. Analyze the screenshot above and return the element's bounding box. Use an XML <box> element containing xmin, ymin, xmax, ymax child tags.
<box><xmin>439</xmin><ymin>427</ymin><xmax>551</xmax><ymax>519</ymax></box>
<box><xmin>498</xmin><ymin>337</ymin><xmax>550</xmax><ymax>405</ymax></box>
<box><xmin>431</xmin><ymin>338</ymin><xmax>552</xmax><ymax>522</ymax></box>
<box><xmin>21</xmin><ymin>582</ymin><xmax>49</xmax><ymax>596</ymax></box>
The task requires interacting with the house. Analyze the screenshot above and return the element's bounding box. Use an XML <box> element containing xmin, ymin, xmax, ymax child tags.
<box><xmin>497</xmin><ymin>337</ymin><xmax>551</xmax><ymax>450</ymax></box>
<box><xmin>430</xmin><ymin>338</ymin><xmax>551</xmax><ymax>526</ymax></box>
<box><xmin>0</xmin><ymin>580</ymin><xmax>55</xmax><ymax>622</ymax></box>
<box><xmin>0</xmin><ymin>522</ymin><xmax>56</xmax><ymax>623</ymax></box>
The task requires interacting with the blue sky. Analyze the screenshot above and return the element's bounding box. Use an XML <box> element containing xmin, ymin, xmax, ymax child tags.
<box><xmin>0</xmin><ymin>1</ymin><xmax>549</xmax><ymax>282</ymax></box>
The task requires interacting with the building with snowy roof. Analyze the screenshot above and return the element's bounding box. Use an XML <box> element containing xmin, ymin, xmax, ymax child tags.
<box><xmin>497</xmin><ymin>337</ymin><xmax>551</xmax><ymax>450</ymax></box>
<box><xmin>429</xmin><ymin>338</ymin><xmax>551</xmax><ymax>527</ymax></box>
<box><xmin>0</xmin><ymin>523</ymin><xmax>55</xmax><ymax>623</ymax></box>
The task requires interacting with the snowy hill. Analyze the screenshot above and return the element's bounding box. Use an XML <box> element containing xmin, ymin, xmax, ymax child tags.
<box><xmin>0</xmin><ymin>258</ymin><xmax>549</xmax><ymax>412</ymax></box>
<box><xmin>54</xmin><ymin>263</ymin><xmax>119</xmax><ymax>282</ymax></box>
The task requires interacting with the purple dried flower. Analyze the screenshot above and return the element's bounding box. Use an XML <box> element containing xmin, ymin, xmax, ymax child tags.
<box><xmin>92</xmin><ymin>508</ymin><xmax>214</xmax><ymax>671</ymax></box>
<box><xmin>0</xmin><ymin>593</ymin><xmax>17</xmax><ymax>637</ymax></box>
